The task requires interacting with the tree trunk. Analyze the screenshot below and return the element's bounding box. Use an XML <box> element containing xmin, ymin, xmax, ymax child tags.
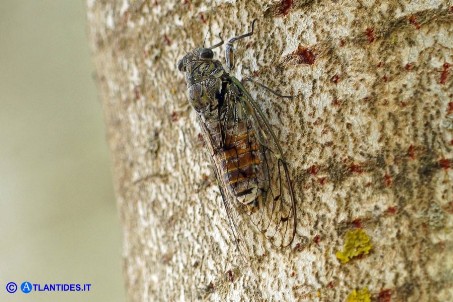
<box><xmin>88</xmin><ymin>1</ymin><xmax>453</xmax><ymax>301</ymax></box>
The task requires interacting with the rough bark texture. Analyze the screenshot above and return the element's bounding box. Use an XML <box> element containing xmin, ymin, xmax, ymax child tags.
<box><xmin>88</xmin><ymin>0</ymin><xmax>453</xmax><ymax>301</ymax></box>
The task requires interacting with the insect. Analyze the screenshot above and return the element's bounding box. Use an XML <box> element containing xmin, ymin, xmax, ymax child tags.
<box><xmin>177</xmin><ymin>20</ymin><xmax>297</xmax><ymax>255</ymax></box>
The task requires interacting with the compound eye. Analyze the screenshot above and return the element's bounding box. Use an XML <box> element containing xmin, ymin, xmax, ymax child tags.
<box><xmin>199</xmin><ymin>48</ymin><xmax>213</xmax><ymax>59</ymax></box>
<box><xmin>177</xmin><ymin>59</ymin><xmax>185</xmax><ymax>72</ymax></box>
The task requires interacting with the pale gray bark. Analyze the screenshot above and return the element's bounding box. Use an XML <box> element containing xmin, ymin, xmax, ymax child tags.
<box><xmin>88</xmin><ymin>1</ymin><xmax>453</xmax><ymax>301</ymax></box>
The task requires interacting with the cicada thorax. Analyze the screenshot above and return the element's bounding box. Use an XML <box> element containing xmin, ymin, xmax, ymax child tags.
<box><xmin>186</xmin><ymin>60</ymin><xmax>225</xmax><ymax>114</ymax></box>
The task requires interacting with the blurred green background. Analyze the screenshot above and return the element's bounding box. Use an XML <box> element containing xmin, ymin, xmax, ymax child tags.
<box><xmin>0</xmin><ymin>1</ymin><xmax>124</xmax><ymax>301</ymax></box>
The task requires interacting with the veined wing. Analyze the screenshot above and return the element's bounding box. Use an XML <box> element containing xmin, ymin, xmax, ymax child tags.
<box><xmin>216</xmin><ymin>76</ymin><xmax>297</xmax><ymax>252</ymax></box>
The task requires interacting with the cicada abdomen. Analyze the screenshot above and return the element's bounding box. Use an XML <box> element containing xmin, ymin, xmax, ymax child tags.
<box><xmin>216</xmin><ymin>120</ymin><xmax>263</xmax><ymax>203</ymax></box>
<box><xmin>177</xmin><ymin>20</ymin><xmax>297</xmax><ymax>256</ymax></box>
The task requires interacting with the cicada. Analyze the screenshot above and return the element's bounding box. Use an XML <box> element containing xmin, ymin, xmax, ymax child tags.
<box><xmin>177</xmin><ymin>20</ymin><xmax>297</xmax><ymax>255</ymax></box>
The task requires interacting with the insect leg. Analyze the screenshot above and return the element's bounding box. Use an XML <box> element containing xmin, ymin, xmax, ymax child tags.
<box><xmin>242</xmin><ymin>76</ymin><xmax>293</xmax><ymax>99</ymax></box>
<box><xmin>208</xmin><ymin>33</ymin><xmax>224</xmax><ymax>50</ymax></box>
<box><xmin>226</xmin><ymin>19</ymin><xmax>257</xmax><ymax>71</ymax></box>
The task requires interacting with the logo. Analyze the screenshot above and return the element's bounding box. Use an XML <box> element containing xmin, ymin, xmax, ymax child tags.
<box><xmin>6</xmin><ymin>282</ymin><xmax>17</xmax><ymax>293</ymax></box>
<box><xmin>21</xmin><ymin>281</ymin><xmax>33</xmax><ymax>294</ymax></box>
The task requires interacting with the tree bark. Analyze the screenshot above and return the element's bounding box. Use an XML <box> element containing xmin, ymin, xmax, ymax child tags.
<box><xmin>88</xmin><ymin>1</ymin><xmax>453</xmax><ymax>301</ymax></box>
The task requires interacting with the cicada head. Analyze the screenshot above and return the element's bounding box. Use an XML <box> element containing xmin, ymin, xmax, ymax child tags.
<box><xmin>177</xmin><ymin>48</ymin><xmax>215</xmax><ymax>73</ymax></box>
<box><xmin>177</xmin><ymin>47</ymin><xmax>225</xmax><ymax>115</ymax></box>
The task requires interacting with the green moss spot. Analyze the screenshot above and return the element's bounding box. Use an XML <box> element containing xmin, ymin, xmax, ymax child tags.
<box><xmin>346</xmin><ymin>287</ymin><xmax>371</xmax><ymax>302</ymax></box>
<box><xmin>336</xmin><ymin>229</ymin><xmax>372</xmax><ymax>264</ymax></box>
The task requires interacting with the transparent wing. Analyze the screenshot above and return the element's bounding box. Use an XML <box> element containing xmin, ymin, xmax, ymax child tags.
<box><xmin>214</xmin><ymin>77</ymin><xmax>297</xmax><ymax>254</ymax></box>
<box><xmin>198</xmin><ymin>118</ymin><xmax>252</xmax><ymax>259</ymax></box>
<box><xmin>209</xmin><ymin>155</ymin><xmax>252</xmax><ymax>259</ymax></box>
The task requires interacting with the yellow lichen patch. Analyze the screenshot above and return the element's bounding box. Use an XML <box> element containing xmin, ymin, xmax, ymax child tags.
<box><xmin>336</xmin><ymin>229</ymin><xmax>372</xmax><ymax>264</ymax></box>
<box><xmin>346</xmin><ymin>287</ymin><xmax>371</xmax><ymax>302</ymax></box>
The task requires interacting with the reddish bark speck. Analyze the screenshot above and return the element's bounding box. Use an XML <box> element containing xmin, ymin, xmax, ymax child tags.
<box><xmin>327</xmin><ymin>281</ymin><xmax>335</xmax><ymax>289</ymax></box>
<box><xmin>331</xmin><ymin>74</ymin><xmax>340</xmax><ymax>84</ymax></box>
<box><xmin>365</xmin><ymin>28</ymin><xmax>375</xmax><ymax>43</ymax></box>
<box><xmin>447</xmin><ymin>102</ymin><xmax>453</xmax><ymax>114</ymax></box>
<box><xmin>206</xmin><ymin>282</ymin><xmax>215</xmax><ymax>292</ymax></box>
<box><xmin>293</xmin><ymin>46</ymin><xmax>316</xmax><ymax>65</ymax></box>
<box><xmin>378</xmin><ymin>289</ymin><xmax>392</xmax><ymax>302</ymax></box>
<box><xmin>183</xmin><ymin>0</ymin><xmax>191</xmax><ymax>8</ymax></box>
<box><xmin>294</xmin><ymin>243</ymin><xmax>305</xmax><ymax>252</ymax></box>
<box><xmin>349</xmin><ymin>164</ymin><xmax>363</xmax><ymax>173</ymax></box>
<box><xmin>163</xmin><ymin>34</ymin><xmax>172</xmax><ymax>45</ymax></box>
<box><xmin>197</xmin><ymin>133</ymin><xmax>206</xmax><ymax>147</ymax></box>
<box><xmin>278</xmin><ymin>0</ymin><xmax>293</xmax><ymax>16</ymax></box>
<box><xmin>409</xmin><ymin>15</ymin><xmax>421</xmax><ymax>29</ymax></box>
<box><xmin>313</xmin><ymin>235</ymin><xmax>321</xmax><ymax>245</ymax></box>
<box><xmin>440</xmin><ymin>63</ymin><xmax>450</xmax><ymax>84</ymax></box>
<box><xmin>313</xmin><ymin>118</ymin><xmax>322</xmax><ymax>126</ymax></box>
<box><xmin>252</xmin><ymin>70</ymin><xmax>261</xmax><ymax>77</ymax></box>
<box><xmin>199</xmin><ymin>13</ymin><xmax>207</xmax><ymax>24</ymax></box>
<box><xmin>405</xmin><ymin>63</ymin><xmax>414</xmax><ymax>71</ymax></box>
<box><xmin>308</xmin><ymin>165</ymin><xmax>319</xmax><ymax>175</ymax></box>
<box><xmin>439</xmin><ymin>158</ymin><xmax>450</xmax><ymax>170</ymax></box>
<box><xmin>384</xmin><ymin>174</ymin><xmax>392</xmax><ymax>187</ymax></box>
<box><xmin>352</xmin><ymin>219</ymin><xmax>363</xmax><ymax>228</ymax></box>
<box><xmin>385</xmin><ymin>206</ymin><xmax>398</xmax><ymax>215</ymax></box>
<box><xmin>226</xmin><ymin>270</ymin><xmax>234</xmax><ymax>282</ymax></box>
<box><xmin>171</xmin><ymin>112</ymin><xmax>179</xmax><ymax>122</ymax></box>
<box><xmin>332</xmin><ymin>99</ymin><xmax>341</xmax><ymax>106</ymax></box>
<box><xmin>408</xmin><ymin>145</ymin><xmax>416</xmax><ymax>160</ymax></box>
<box><xmin>318</xmin><ymin>177</ymin><xmax>327</xmax><ymax>185</ymax></box>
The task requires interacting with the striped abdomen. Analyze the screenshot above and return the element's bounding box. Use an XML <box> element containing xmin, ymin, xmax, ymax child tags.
<box><xmin>215</xmin><ymin>121</ymin><xmax>264</xmax><ymax>204</ymax></box>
